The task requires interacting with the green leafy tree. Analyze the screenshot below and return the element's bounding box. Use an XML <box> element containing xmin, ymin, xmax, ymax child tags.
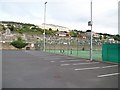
<box><xmin>113</xmin><ymin>35</ymin><xmax>120</xmax><ymax>41</ymax></box>
<box><xmin>9</xmin><ymin>25</ymin><xmax>15</xmax><ymax>31</ymax></box>
<box><xmin>11</xmin><ymin>37</ymin><xmax>28</xmax><ymax>49</ymax></box>
<box><xmin>99</xmin><ymin>35</ymin><xmax>102</xmax><ymax>40</ymax></box>
<box><xmin>69</xmin><ymin>31</ymin><xmax>77</xmax><ymax>37</ymax></box>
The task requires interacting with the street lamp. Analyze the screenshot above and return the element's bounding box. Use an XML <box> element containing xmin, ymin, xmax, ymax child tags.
<box><xmin>43</xmin><ymin>2</ymin><xmax>47</xmax><ymax>51</ymax></box>
<box><xmin>88</xmin><ymin>0</ymin><xmax>93</xmax><ymax>61</ymax></box>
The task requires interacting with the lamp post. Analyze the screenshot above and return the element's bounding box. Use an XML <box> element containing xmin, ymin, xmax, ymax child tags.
<box><xmin>43</xmin><ymin>2</ymin><xmax>47</xmax><ymax>51</ymax></box>
<box><xmin>88</xmin><ymin>0</ymin><xmax>93</xmax><ymax>61</ymax></box>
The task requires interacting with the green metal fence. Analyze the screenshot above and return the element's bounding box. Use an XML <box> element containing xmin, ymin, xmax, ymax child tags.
<box><xmin>102</xmin><ymin>44</ymin><xmax>120</xmax><ymax>63</ymax></box>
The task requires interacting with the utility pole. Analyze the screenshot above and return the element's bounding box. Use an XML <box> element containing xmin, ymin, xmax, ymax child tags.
<box><xmin>43</xmin><ymin>2</ymin><xmax>47</xmax><ymax>51</ymax></box>
<box><xmin>90</xmin><ymin>0</ymin><xmax>93</xmax><ymax>61</ymax></box>
<box><xmin>88</xmin><ymin>0</ymin><xmax>93</xmax><ymax>61</ymax></box>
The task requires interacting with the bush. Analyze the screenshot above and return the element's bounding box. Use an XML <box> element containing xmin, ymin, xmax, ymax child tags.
<box><xmin>11</xmin><ymin>37</ymin><xmax>28</xmax><ymax>49</ymax></box>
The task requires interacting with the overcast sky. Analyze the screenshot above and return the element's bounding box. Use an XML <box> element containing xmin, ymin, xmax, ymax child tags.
<box><xmin>0</xmin><ymin>0</ymin><xmax>119</xmax><ymax>35</ymax></box>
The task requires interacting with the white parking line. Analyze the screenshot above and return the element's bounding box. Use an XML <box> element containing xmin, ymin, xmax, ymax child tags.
<box><xmin>61</xmin><ymin>62</ymin><xmax>99</xmax><ymax>66</ymax></box>
<box><xmin>61</xmin><ymin>64</ymin><xmax>70</xmax><ymax>66</ymax></box>
<box><xmin>75</xmin><ymin>67</ymin><xmax>100</xmax><ymax>71</ymax></box>
<box><xmin>60</xmin><ymin>60</ymin><xmax>89</xmax><ymax>62</ymax></box>
<box><xmin>50</xmin><ymin>59</ymin><xmax>90</xmax><ymax>63</ymax></box>
<box><xmin>73</xmin><ymin>62</ymin><xmax>99</xmax><ymax>65</ymax></box>
<box><xmin>50</xmin><ymin>61</ymin><xmax>55</xmax><ymax>62</ymax></box>
<box><xmin>102</xmin><ymin>65</ymin><xmax>118</xmax><ymax>68</ymax></box>
<box><xmin>98</xmin><ymin>73</ymin><xmax>119</xmax><ymax>78</ymax></box>
<box><xmin>75</xmin><ymin>65</ymin><xmax>118</xmax><ymax>71</ymax></box>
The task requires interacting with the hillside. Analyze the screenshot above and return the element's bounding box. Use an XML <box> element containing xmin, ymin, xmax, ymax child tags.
<box><xmin>0</xmin><ymin>21</ymin><xmax>58</xmax><ymax>35</ymax></box>
<box><xmin>0</xmin><ymin>21</ymin><xmax>120</xmax><ymax>42</ymax></box>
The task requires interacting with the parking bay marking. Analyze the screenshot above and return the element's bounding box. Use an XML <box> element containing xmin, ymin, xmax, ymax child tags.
<box><xmin>50</xmin><ymin>61</ymin><xmax>55</xmax><ymax>62</ymax></box>
<box><xmin>101</xmin><ymin>65</ymin><xmax>118</xmax><ymax>68</ymax></box>
<box><xmin>51</xmin><ymin>60</ymin><xmax>89</xmax><ymax>63</ymax></box>
<box><xmin>60</xmin><ymin>60</ymin><xmax>89</xmax><ymax>62</ymax></box>
<box><xmin>98</xmin><ymin>73</ymin><xmax>119</xmax><ymax>78</ymax></box>
<box><xmin>73</xmin><ymin>62</ymin><xmax>99</xmax><ymax>65</ymax></box>
<box><xmin>75</xmin><ymin>65</ymin><xmax>118</xmax><ymax>71</ymax></box>
<box><xmin>61</xmin><ymin>62</ymin><xmax>99</xmax><ymax>66</ymax></box>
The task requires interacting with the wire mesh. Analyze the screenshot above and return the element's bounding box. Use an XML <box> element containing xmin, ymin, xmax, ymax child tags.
<box><xmin>45</xmin><ymin>36</ymin><xmax>102</xmax><ymax>61</ymax></box>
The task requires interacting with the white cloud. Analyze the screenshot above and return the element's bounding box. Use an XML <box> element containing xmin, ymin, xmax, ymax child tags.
<box><xmin>0</xmin><ymin>0</ymin><xmax>119</xmax><ymax>34</ymax></box>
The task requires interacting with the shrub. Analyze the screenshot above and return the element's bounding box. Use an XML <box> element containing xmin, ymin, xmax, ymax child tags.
<box><xmin>11</xmin><ymin>37</ymin><xmax>28</xmax><ymax>49</ymax></box>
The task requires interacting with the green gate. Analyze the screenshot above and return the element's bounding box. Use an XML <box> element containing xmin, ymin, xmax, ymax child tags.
<box><xmin>102</xmin><ymin>44</ymin><xmax>120</xmax><ymax>63</ymax></box>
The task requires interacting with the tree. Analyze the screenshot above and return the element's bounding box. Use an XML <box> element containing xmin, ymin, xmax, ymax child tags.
<box><xmin>11</xmin><ymin>37</ymin><xmax>28</xmax><ymax>49</ymax></box>
<box><xmin>69</xmin><ymin>31</ymin><xmax>77</xmax><ymax>37</ymax></box>
<box><xmin>49</xmin><ymin>28</ymin><xmax>52</xmax><ymax>31</ymax></box>
<box><xmin>99</xmin><ymin>35</ymin><xmax>102</xmax><ymax>40</ymax></box>
<box><xmin>113</xmin><ymin>35</ymin><xmax>120</xmax><ymax>41</ymax></box>
<box><xmin>8</xmin><ymin>25</ymin><xmax>15</xmax><ymax>31</ymax></box>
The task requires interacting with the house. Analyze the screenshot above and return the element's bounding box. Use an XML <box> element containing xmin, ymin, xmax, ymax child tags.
<box><xmin>56</xmin><ymin>31</ymin><xmax>69</xmax><ymax>37</ymax></box>
<box><xmin>38</xmin><ymin>23</ymin><xmax>70</xmax><ymax>32</ymax></box>
<box><xmin>92</xmin><ymin>32</ymin><xmax>100</xmax><ymax>38</ymax></box>
<box><xmin>108</xmin><ymin>38</ymin><xmax>115</xmax><ymax>43</ymax></box>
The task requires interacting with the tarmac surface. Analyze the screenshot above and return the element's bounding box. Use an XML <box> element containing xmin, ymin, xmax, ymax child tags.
<box><xmin>2</xmin><ymin>50</ymin><xmax>119</xmax><ymax>88</ymax></box>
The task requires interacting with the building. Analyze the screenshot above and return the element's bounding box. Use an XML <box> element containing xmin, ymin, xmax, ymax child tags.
<box><xmin>38</xmin><ymin>23</ymin><xmax>70</xmax><ymax>32</ymax></box>
<box><xmin>56</xmin><ymin>31</ymin><xmax>69</xmax><ymax>37</ymax></box>
<box><xmin>92</xmin><ymin>32</ymin><xmax>100</xmax><ymax>38</ymax></box>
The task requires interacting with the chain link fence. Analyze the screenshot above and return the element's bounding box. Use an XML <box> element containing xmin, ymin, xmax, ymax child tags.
<box><xmin>1</xmin><ymin>31</ymin><xmax>119</xmax><ymax>61</ymax></box>
<box><xmin>43</xmin><ymin>36</ymin><xmax>102</xmax><ymax>61</ymax></box>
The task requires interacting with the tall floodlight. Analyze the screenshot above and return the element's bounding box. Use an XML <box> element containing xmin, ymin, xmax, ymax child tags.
<box><xmin>43</xmin><ymin>2</ymin><xmax>47</xmax><ymax>51</ymax></box>
<box><xmin>88</xmin><ymin>0</ymin><xmax>93</xmax><ymax>61</ymax></box>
